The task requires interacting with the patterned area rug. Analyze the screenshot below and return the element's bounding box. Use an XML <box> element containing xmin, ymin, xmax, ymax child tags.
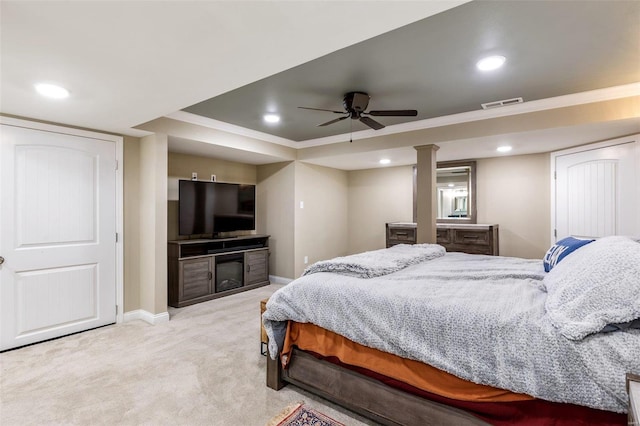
<box><xmin>267</xmin><ymin>401</ymin><xmax>345</xmax><ymax>426</ymax></box>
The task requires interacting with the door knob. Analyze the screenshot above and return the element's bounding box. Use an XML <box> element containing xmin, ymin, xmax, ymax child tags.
<box><xmin>0</xmin><ymin>256</ymin><xmax>4</xmax><ymax>265</ymax></box>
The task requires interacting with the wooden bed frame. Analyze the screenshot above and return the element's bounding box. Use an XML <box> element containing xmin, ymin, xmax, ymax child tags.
<box><xmin>266</xmin><ymin>346</ymin><xmax>489</xmax><ymax>426</ymax></box>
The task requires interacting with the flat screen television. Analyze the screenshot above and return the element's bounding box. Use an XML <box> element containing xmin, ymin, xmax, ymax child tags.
<box><xmin>178</xmin><ymin>180</ymin><xmax>256</xmax><ymax>236</ymax></box>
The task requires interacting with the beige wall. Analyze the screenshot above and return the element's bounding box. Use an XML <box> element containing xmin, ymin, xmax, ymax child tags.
<box><xmin>168</xmin><ymin>152</ymin><xmax>257</xmax><ymax>183</ymax></box>
<box><xmin>123</xmin><ymin>136</ymin><xmax>141</xmax><ymax>312</ymax></box>
<box><xmin>294</xmin><ymin>162</ymin><xmax>349</xmax><ymax>277</ymax></box>
<box><xmin>476</xmin><ymin>153</ymin><xmax>550</xmax><ymax>259</ymax></box>
<box><xmin>4</xmin><ymin>116</ymin><xmax>551</xmax><ymax>324</ymax></box>
<box><xmin>345</xmin><ymin>155</ymin><xmax>551</xmax><ymax>259</ymax></box>
<box><xmin>123</xmin><ymin>137</ymin><xmax>551</xmax><ymax>313</ymax></box>
<box><xmin>257</xmin><ymin>162</ymin><xmax>296</xmax><ymax>279</ymax></box>
<box><xmin>347</xmin><ymin>166</ymin><xmax>414</xmax><ymax>254</ymax></box>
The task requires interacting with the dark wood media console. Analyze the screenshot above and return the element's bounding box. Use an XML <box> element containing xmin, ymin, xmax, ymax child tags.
<box><xmin>168</xmin><ymin>235</ymin><xmax>270</xmax><ymax>307</ymax></box>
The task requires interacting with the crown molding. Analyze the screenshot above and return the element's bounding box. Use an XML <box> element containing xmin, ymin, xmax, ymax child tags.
<box><xmin>166</xmin><ymin>83</ymin><xmax>640</xmax><ymax>150</ymax></box>
<box><xmin>165</xmin><ymin>111</ymin><xmax>298</xmax><ymax>148</ymax></box>
<box><xmin>296</xmin><ymin>82</ymin><xmax>640</xmax><ymax>148</ymax></box>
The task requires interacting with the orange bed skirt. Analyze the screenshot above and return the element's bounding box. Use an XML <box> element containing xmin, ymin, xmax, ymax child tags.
<box><xmin>282</xmin><ymin>321</ymin><xmax>533</xmax><ymax>403</ymax></box>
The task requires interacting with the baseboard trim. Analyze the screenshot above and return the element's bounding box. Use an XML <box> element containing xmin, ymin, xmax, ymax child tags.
<box><xmin>269</xmin><ymin>275</ymin><xmax>293</xmax><ymax>285</ymax></box>
<box><xmin>123</xmin><ymin>309</ymin><xmax>170</xmax><ymax>325</ymax></box>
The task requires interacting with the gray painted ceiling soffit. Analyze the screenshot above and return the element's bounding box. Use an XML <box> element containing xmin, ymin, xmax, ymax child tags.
<box><xmin>180</xmin><ymin>1</ymin><xmax>640</xmax><ymax>143</ymax></box>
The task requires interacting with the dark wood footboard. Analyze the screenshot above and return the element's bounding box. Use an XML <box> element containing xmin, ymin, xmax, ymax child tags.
<box><xmin>267</xmin><ymin>347</ymin><xmax>488</xmax><ymax>426</ymax></box>
<box><xmin>266</xmin><ymin>346</ymin><xmax>284</xmax><ymax>390</ymax></box>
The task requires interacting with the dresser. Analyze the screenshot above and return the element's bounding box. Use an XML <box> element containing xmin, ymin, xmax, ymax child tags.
<box><xmin>386</xmin><ymin>222</ymin><xmax>499</xmax><ymax>256</ymax></box>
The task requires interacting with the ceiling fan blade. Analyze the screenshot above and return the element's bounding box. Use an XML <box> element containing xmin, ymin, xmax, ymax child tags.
<box><xmin>359</xmin><ymin>116</ymin><xmax>385</xmax><ymax>130</ymax></box>
<box><xmin>368</xmin><ymin>110</ymin><xmax>418</xmax><ymax>117</ymax></box>
<box><xmin>298</xmin><ymin>106</ymin><xmax>345</xmax><ymax>114</ymax></box>
<box><xmin>318</xmin><ymin>116</ymin><xmax>348</xmax><ymax>127</ymax></box>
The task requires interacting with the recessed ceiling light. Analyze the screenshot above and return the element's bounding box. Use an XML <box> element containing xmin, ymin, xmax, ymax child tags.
<box><xmin>263</xmin><ymin>114</ymin><xmax>280</xmax><ymax>123</ymax></box>
<box><xmin>379</xmin><ymin>159</ymin><xmax>391</xmax><ymax>165</ymax></box>
<box><xmin>448</xmin><ymin>183</ymin><xmax>455</xmax><ymax>187</ymax></box>
<box><xmin>497</xmin><ymin>145</ymin><xmax>512</xmax><ymax>153</ymax></box>
<box><xmin>34</xmin><ymin>83</ymin><xmax>69</xmax><ymax>99</ymax></box>
<box><xmin>476</xmin><ymin>55</ymin><xmax>506</xmax><ymax>71</ymax></box>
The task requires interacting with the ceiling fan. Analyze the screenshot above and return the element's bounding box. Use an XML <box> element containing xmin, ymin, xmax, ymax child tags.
<box><xmin>298</xmin><ymin>91</ymin><xmax>418</xmax><ymax>130</ymax></box>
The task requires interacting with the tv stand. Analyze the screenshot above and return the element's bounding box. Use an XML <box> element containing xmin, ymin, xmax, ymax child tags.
<box><xmin>167</xmin><ymin>235</ymin><xmax>270</xmax><ymax>308</ymax></box>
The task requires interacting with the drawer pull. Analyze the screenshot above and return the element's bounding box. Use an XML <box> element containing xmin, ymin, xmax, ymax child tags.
<box><xmin>463</xmin><ymin>235</ymin><xmax>479</xmax><ymax>239</ymax></box>
<box><xmin>395</xmin><ymin>232</ymin><xmax>409</xmax><ymax>236</ymax></box>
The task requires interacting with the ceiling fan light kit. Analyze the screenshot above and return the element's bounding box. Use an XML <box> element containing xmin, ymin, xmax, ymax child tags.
<box><xmin>299</xmin><ymin>91</ymin><xmax>418</xmax><ymax>131</ymax></box>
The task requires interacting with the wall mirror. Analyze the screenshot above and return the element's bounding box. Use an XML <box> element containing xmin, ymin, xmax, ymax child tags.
<box><xmin>413</xmin><ymin>160</ymin><xmax>477</xmax><ymax>224</ymax></box>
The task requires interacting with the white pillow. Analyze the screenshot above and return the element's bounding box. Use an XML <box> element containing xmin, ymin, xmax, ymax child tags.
<box><xmin>544</xmin><ymin>236</ymin><xmax>640</xmax><ymax>340</ymax></box>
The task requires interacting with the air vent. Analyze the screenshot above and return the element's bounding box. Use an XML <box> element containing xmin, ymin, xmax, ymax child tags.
<box><xmin>481</xmin><ymin>97</ymin><xmax>524</xmax><ymax>110</ymax></box>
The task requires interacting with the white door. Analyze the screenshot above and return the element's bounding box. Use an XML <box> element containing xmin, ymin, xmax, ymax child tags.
<box><xmin>553</xmin><ymin>136</ymin><xmax>639</xmax><ymax>242</ymax></box>
<box><xmin>1</xmin><ymin>124</ymin><xmax>117</xmax><ymax>351</ymax></box>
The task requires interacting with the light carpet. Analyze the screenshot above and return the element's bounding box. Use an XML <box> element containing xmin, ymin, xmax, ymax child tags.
<box><xmin>0</xmin><ymin>284</ymin><xmax>376</xmax><ymax>425</ymax></box>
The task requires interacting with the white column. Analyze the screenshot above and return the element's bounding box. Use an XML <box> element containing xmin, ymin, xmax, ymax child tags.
<box><xmin>139</xmin><ymin>133</ymin><xmax>168</xmax><ymax>315</ymax></box>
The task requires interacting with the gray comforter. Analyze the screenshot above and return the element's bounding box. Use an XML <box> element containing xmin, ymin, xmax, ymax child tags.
<box><xmin>263</xmin><ymin>250</ymin><xmax>640</xmax><ymax>413</ymax></box>
<box><xmin>301</xmin><ymin>243</ymin><xmax>445</xmax><ymax>278</ymax></box>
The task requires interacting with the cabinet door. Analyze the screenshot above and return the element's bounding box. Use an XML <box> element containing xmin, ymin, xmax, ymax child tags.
<box><xmin>179</xmin><ymin>257</ymin><xmax>212</xmax><ymax>301</ymax></box>
<box><xmin>436</xmin><ymin>227</ymin><xmax>451</xmax><ymax>244</ymax></box>
<box><xmin>245</xmin><ymin>250</ymin><xmax>269</xmax><ymax>286</ymax></box>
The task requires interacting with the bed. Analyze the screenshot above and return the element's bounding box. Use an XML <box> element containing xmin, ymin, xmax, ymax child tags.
<box><xmin>262</xmin><ymin>236</ymin><xmax>640</xmax><ymax>425</ymax></box>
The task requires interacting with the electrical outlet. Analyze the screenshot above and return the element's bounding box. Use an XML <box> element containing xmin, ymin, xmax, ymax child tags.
<box><xmin>211</xmin><ymin>174</ymin><xmax>216</xmax><ymax>182</ymax></box>
<box><xmin>191</xmin><ymin>172</ymin><xmax>197</xmax><ymax>180</ymax></box>
<box><xmin>300</xmin><ymin>201</ymin><xmax>304</xmax><ymax>209</ymax></box>
<box><xmin>304</xmin><ymin>256</ymin><xmax>308</xmax><ymax>264</ymax></box>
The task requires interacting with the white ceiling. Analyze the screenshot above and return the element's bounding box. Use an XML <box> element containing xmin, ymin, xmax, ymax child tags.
<box><xmin>0</xmin><ymin>1</ymin><xmax>465</xmax><ymax>137</ymax></box>
<box><xmin>1</xmin><ymin>1</ymin><xmax>638</xmax><ymax>171</ymax></box>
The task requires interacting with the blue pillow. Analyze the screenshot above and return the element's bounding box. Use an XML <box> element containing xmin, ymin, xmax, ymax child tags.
<box><xmin>543</xmin><ymin>236</ymin><xmax>594</xmax><ymax>272</ymax></box>
<box><xmin>544</xmin><ymin>236</ymin><xmax>640</xmax><ymax>339</ymax></box>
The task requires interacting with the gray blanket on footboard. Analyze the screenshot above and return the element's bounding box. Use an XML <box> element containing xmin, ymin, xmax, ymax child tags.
<box><xmin>263</xmin><ymin>251</ymin><xmax>640</xmax><ymax>413</ymax></box>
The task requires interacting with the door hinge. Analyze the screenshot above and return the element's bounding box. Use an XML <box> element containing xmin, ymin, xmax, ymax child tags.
<box><xmin>115</xmin><ymin>232</ymin><xmax>119</xmax><ymax>243</ymax></box>
<box><xmin>116</xmin><ymin>305</ymin><xmax>118</xmax><ymax>315</ymax></box>
<box><xmin>553</xmin><ymin>171</ymin><xmax>557</xmax><ymax>179</ymax></box>
<box><xmin>554</xmin><ymin>229</ymin><xmax>557</xmax><ymax>237</ymax></box>
<box><xmin>115</xmin><ymin>160</ymin><xmax>119</xmax><ymax>170</ymax></box>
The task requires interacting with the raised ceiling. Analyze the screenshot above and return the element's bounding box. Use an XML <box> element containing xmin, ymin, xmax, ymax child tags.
<box><xmin>1</xmin><ymin>1</ymin><xmax>639</xmax><ymax>170</ymax></box>
<box><xmin>181</xmin><ymin>1</ymin><xmax>640</xmax><ymax>143</ymax></box>
<box><xmin>0</xmin><ymin>1</ymin><xmax>461</xmax><ymax>137</ymax></box>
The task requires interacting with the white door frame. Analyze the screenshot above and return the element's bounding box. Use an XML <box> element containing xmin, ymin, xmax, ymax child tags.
<box><xmin>0</xmin><ymin>116</ymin><xmax>124</xmax><ymax>324</ymax></box>
<box><xmin>550</xmin><ymin>133</ymin><xmax>640</xmax><ymax>244</ymax></box>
